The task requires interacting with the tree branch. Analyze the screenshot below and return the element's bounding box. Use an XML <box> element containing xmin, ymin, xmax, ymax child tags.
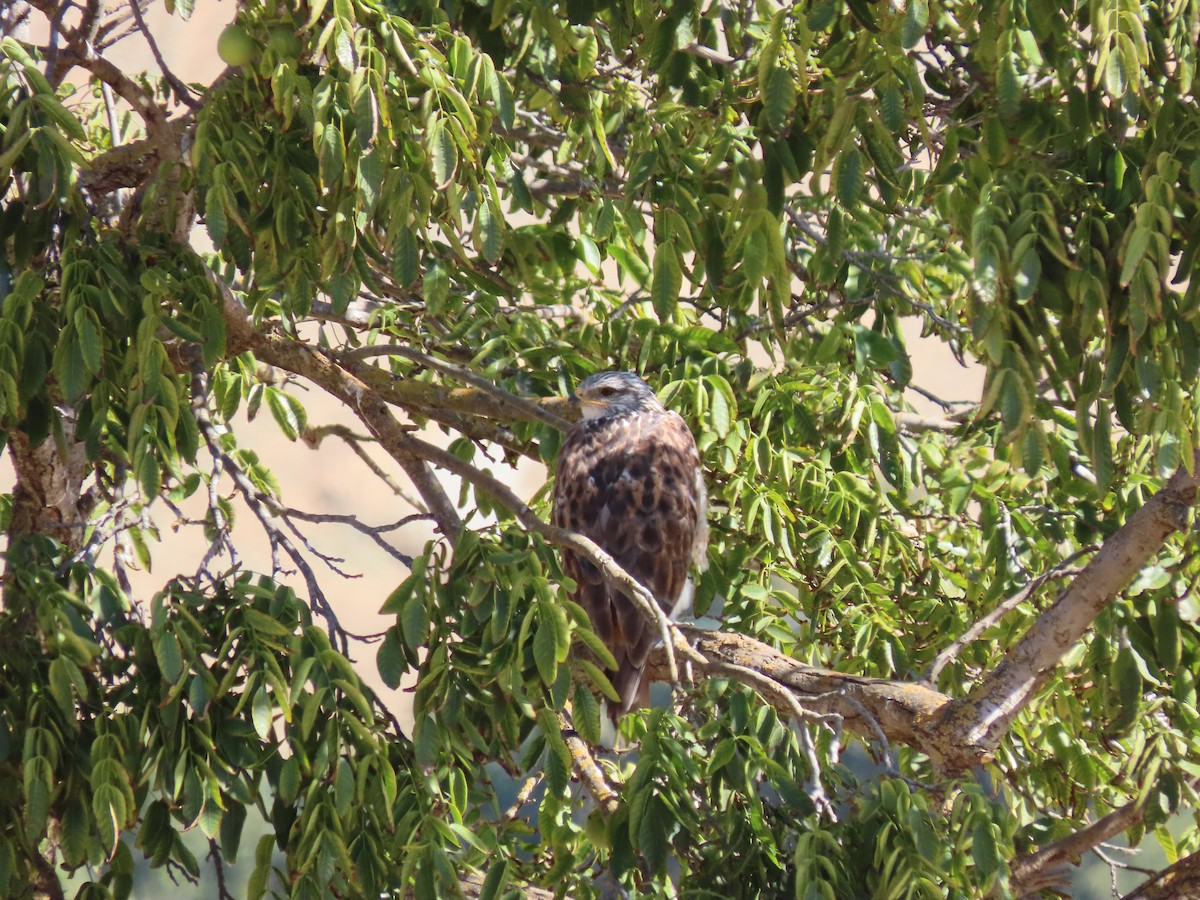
<box><xmin>930</xmin><ymin>455</ymin><xmax>1200</xmax><ymax>765</ymax></box>
<box><xmin>648</xmin><ymin>627</ymin><xmax>953</xmax><ymax>763</ymax></box>
<box><xmin>926</xmin><ymin>547</ymin><xmax>1096</xmax><ymax>684</ymax></box>
<box><xmin>558</xmin><ymin>710</ymin><xmax>619</xmax><ymax>816</ymax></box>
<box><xmin>342</xmin><ymin>343</ymin><xmax>571</xmax><ymax>432</ymax></box>
<box><xmin>1009</xmin><ymin>794</ymin><xmax>1148</xmax><ymax>899</ymax></box>
<box><xmin>1123</xmin><ymin>849</ymin><xmax>1200</xmax><ymax>900</ymax></box>
<box><xmin>126</xmin><ymin>0</ymin><xmax>200</xmax><ymax>108</ymax></box>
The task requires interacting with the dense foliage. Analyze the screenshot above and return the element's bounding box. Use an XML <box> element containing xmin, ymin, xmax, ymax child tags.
<box><xmin>2</xmin><ymin>0</ymin><xmax>1200</xmax><ymax>896</ymax></box>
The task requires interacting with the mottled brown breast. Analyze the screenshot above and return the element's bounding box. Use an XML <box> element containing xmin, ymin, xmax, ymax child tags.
<box><xmin>552</xmin><ymin>405</ymin><xmax>706</xmax><ymax>717</ymax></box>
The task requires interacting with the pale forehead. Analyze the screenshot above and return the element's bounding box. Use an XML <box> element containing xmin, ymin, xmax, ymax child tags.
<box><xmin>577</xmin><ymin>371</ymin><xmax>649</xmax><ymax>391</ymax></box>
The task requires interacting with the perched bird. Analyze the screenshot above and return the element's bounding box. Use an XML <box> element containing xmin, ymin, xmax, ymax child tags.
<box><xmin>552</xmin><ymin>371</ymin><xmax>708</xmax><ymax>721</ymax></box>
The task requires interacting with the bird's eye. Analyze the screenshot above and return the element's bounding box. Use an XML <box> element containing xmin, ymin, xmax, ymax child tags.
<box><xmin>598</xmin><ymin>386</ymin><xmax>617</xmax><ymax>397</ymax></box>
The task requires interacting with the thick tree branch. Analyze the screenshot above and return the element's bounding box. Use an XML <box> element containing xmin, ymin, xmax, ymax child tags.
<box><xmin>27</xmin><ymin>38</ymin><xmax>167</xmax><ymax>128</ymax></box>
<box><xmin>647</xmin><ymin>627</ymin><xmax>953</xmax><ymax>763</ymax></box>
<box><xmin>929</xmin><ymin>455</ymin><xmax>1200</xmax><ymax>765</ymax></box>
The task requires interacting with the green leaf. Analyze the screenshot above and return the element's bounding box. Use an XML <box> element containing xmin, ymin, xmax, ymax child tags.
<box><xmin>1093</xmin><ymin>400</ymin><xmax>1113</xmax><ymax>493</ymax></box>
<box><xmin>401</xmin><ymin>592</ymin><xmax>429</xmax><ymax>650</ymax></box>
<box><xmin>901</xmin><ymin>0</ymin><xmax>929</xmax><ymax>49</ymax></box>
<box><xmin>1105</xmin><ymin>37</ymin><xmax>1127</xmax><ymax>97</ymax></box>
<box><xmin>1111</xmin><ymin>645</ymin><xmax>1142</xmax><ymax>733</ymax></box>
<box><xmin>637</xmin><ymin>793</ymin><xmax>671</xmax><ymax>874</ymax></box>
<box><xmin>33</xmin><ymin>93</ymin><xmax>87</xmax><ymax>142</ymax></box>
<box><xmin>489</xmin><ymin>65</ymin><xmax>515</xmax><ymax>130</ymax></box>
<box><xmin>706</xmin><ymin>374</ymin><xmax>735</xmax><ymax>437</ymax></box>
<box><xmin>137</xmin><ymin>445</ymin><xmax>162</xmax><ymax>500</ymax></box>
<box><xmin>393</xmin><ymin>226</ymin><xmax>421</xmax><ymax>286</ymax></box>
<box><xmin>252</xmin><ymin>688</ymin><xmax>272</xmax><ymax>740</ymax></box>
<box><xmin>572</xmin><ymin>684</ymin><xmax>602</xmax><ymax>745</ymax></box>
<box><xmin>377</xmin><ymin>628</ymin><xmax>407</xmax><ymax>689</ymax></box>
<box><xmin>836</xmin><ymin>147</ymin><xmax>863</xmax><ymax>206</ymax></box>
<box><xmin>997</xmin><ymin>54</ymin><xmax>1021</xmax><ymax>118</ymax></box>
<box><xmin>414</xmin><ymin>714</ymin><xmax>438</xmax><ymax>769</ymax></box>
<box><xmin>651</xmin><ymin>242</ymin><xmax>682</xmax><ymax>320</ymax></box>
<box><xmin>572</xmin><ymin>621</ymin><xmax>619</xmax><ymax>671</ymax></box>
<box><xmin>93</xmin><ymin>784</ymin><xmax>127</xmax><ymax>859</ymax></box>
<box><xmin>53</xmin><ymin>331</ymin><xmax>87</xmax><ymax>402</ymax></box>
<box><xmin>202</xmin><ymin>190</ymin><xmax>225</xmax><ymax>244</ymax></box>
<box><xmin>742</xmin><ymin>223</ymin><xmax>769</xmax><ymax>283</ymax></box>
<box><xmin>278</xmin><ymin>757</ymin><xmax>301</xmax><ymax>803</ymax></box>
<box><xmin>48</xmin><ymin>656</ymin><xmax>75</xmax><ymax>715</ymax></box>
<box><xmin>154</xmin><ymin>631</ymin><xmax>184</xmax><ymax>683</ymax></box>
<box><xmin>608</xmin><ymin>244</ymin><xmax>650</xmax><ymax>287</ymax></box>
<box><xmin>335</xmin><ymin>758</ymin><xmax>354</xmax><ymax>816</ymax></box>
<box><xmin>577</xmin><ymin>234</ymin><xmax>602</xmax><ymax>274</ymax></box>
<box><xmin>428</xmin><ymin>116</ymin><xmax>458</xmax><ymax>189</ymax></box>
<box><xmin>60</xmin><ymin>801</ymin><xmax>89</xmax><ymax>867</ymax></box>
<box><xmin>476</xmin><ymin>201</ymin><xmax>501</xmax><ymax>262</ymax></box>
<box><xmin>1156</xmin><ymin>608</ymin><xmax>1181</xmax><ymax>671</ymax></box>
<box><xmin>852</xmin><ymin>325</ymin><xmax>900</xmax><ymax>372</ymax></box>
<box><xmin>478</xmin><ymin>858</ymin><xmax>510</xmax><ymax>900</ymax></box>
<box><xmin>1120</xmin><ymin>227</ymin><xmax>1151</xmax><ymax>287</ymax></box>
<box><xmin>318</xmin><ymin>121</ymin><xmax>346</xmax><ymax>188</ymax></box>
<box><xmin>1014</xmin><ymin>246</ymin><xmax>1041</xmax><ymax>301</ymax></box>
<box><xmin>358</xmin><ymin>150</ymin><xmax>384</xmax><ymax>209</ymax></box>
<box><xmin>265</xmin><ymin>387</ymin><xmax>306</xmax><ymax>441</ymax></box>
<box><xmin>220</xmin><ymin>803</ymin><xmax>247</xmax><ymax>863</ymax></box>
<box><xmin>533</xmin><ymin>607</ymin><xmax>559</xmax><ymax>685</ymax></box>
<box><xmin>971</xmin><ymin>821</ymin><xmax>999</xmax><ymax>882</ymax></box>
<box><xmin>75</xmin><ymin>311</ymin><xmax>102</xmax><ymax>375</ymax></box>
<box><xmin>247</xmin><ymin>834</ymin><xmax>276</xmax><ymax>900</ymax></box>
<box><xmin>1022</xmin><ymin>423</ymin><xmax>1045</xmax><ymax>475</ymax></box>
<box><xmin>578</xmin><ymin>658</ymin><xmax>620</xmax><ymax>702</ymax></box>
<box><xmin>0</xmin><ymin>129</ymin><xmax>32</xmax><ymax>175</ymax></box>
<box><xmin>879</xmin><ymin>83</ymin><xmax>904</xmax><ymax>132</ymax></box>
<box><xmin>762</xmin><ymin>65</ymin><xmax>795</xmax><ymax>133</ymax></box>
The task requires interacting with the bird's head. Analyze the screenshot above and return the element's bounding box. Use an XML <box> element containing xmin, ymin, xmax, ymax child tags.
<box><xmin>571</xmin><ymin>371</ymin><xmax>663</xmax><ymax>420</ymax></box>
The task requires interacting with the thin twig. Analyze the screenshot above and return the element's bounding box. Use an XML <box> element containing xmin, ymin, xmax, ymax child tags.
<box><xmin>267</xmin><ymin>504</ymin><xmax>420</xmax><ymax>567</ymax></box>
<box><xmin>207</xmin><ymin>839</ymin><xmax>235</xmax><ymax>900</ymax></box>
<box><xmin>705</xmin><ymin>659</ymin><xmax>839</xmax><ymax>728</ymax></box>
<box><xmin>302</xmin><ymin>424</ymin><xmax>428</xmax><ymax>509</ymax></box>
<box><xmin>680</xmin><ymin>41</ymin><xmax>738</xmax><ymax>67</ymax></box>
<box><xmin>796</xmin><ymin>725</ymin><xmax>837</xmax><ymax>821</ymax></box>
<box><xmin>190</xmin><ymin>356</ymin><xmax>347</xmax><ymax>652</ymax></box>
<box><xmin>127</xmin><ymin>0</ymin><xmax>202</xmax><ymax>109</ymax></box>
<box><xmin>501</xmin><ymin>775</ymin><xmax>541</xmax><ymax>821</ymax></box>
<box><xmin>837</xmin><ymin>690</ymin><xmax>895</xmax><ymax>771</ymax></box>
<box><xmin>926</xmin><ymin>546</ymin><xmax>1098</xmax><ymax>684</ymax></box>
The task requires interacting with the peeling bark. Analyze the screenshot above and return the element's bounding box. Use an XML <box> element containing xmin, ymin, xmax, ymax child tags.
<box><xmin>7</xmin><ymin>423</ymin><xmax>87</xmax><ymax>551</ymax></box>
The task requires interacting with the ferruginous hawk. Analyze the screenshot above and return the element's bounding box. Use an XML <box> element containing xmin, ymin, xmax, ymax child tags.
<box><xmin>552</xmin><ymin>371</ymin><xmax>708</xmax><ymax>720</ymax></box>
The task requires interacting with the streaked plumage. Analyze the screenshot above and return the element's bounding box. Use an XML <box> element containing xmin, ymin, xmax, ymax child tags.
<box><xmin>552</xmin><ymin>371</ymin><xmax>708</xmax><ymax>720</ymax></box>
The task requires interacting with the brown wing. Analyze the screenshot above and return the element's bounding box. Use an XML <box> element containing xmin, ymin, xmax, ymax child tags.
<box><xmin>552</xmin><ymin>408</ymin><xmax>705</xmax><ymax>719</ymax></box>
